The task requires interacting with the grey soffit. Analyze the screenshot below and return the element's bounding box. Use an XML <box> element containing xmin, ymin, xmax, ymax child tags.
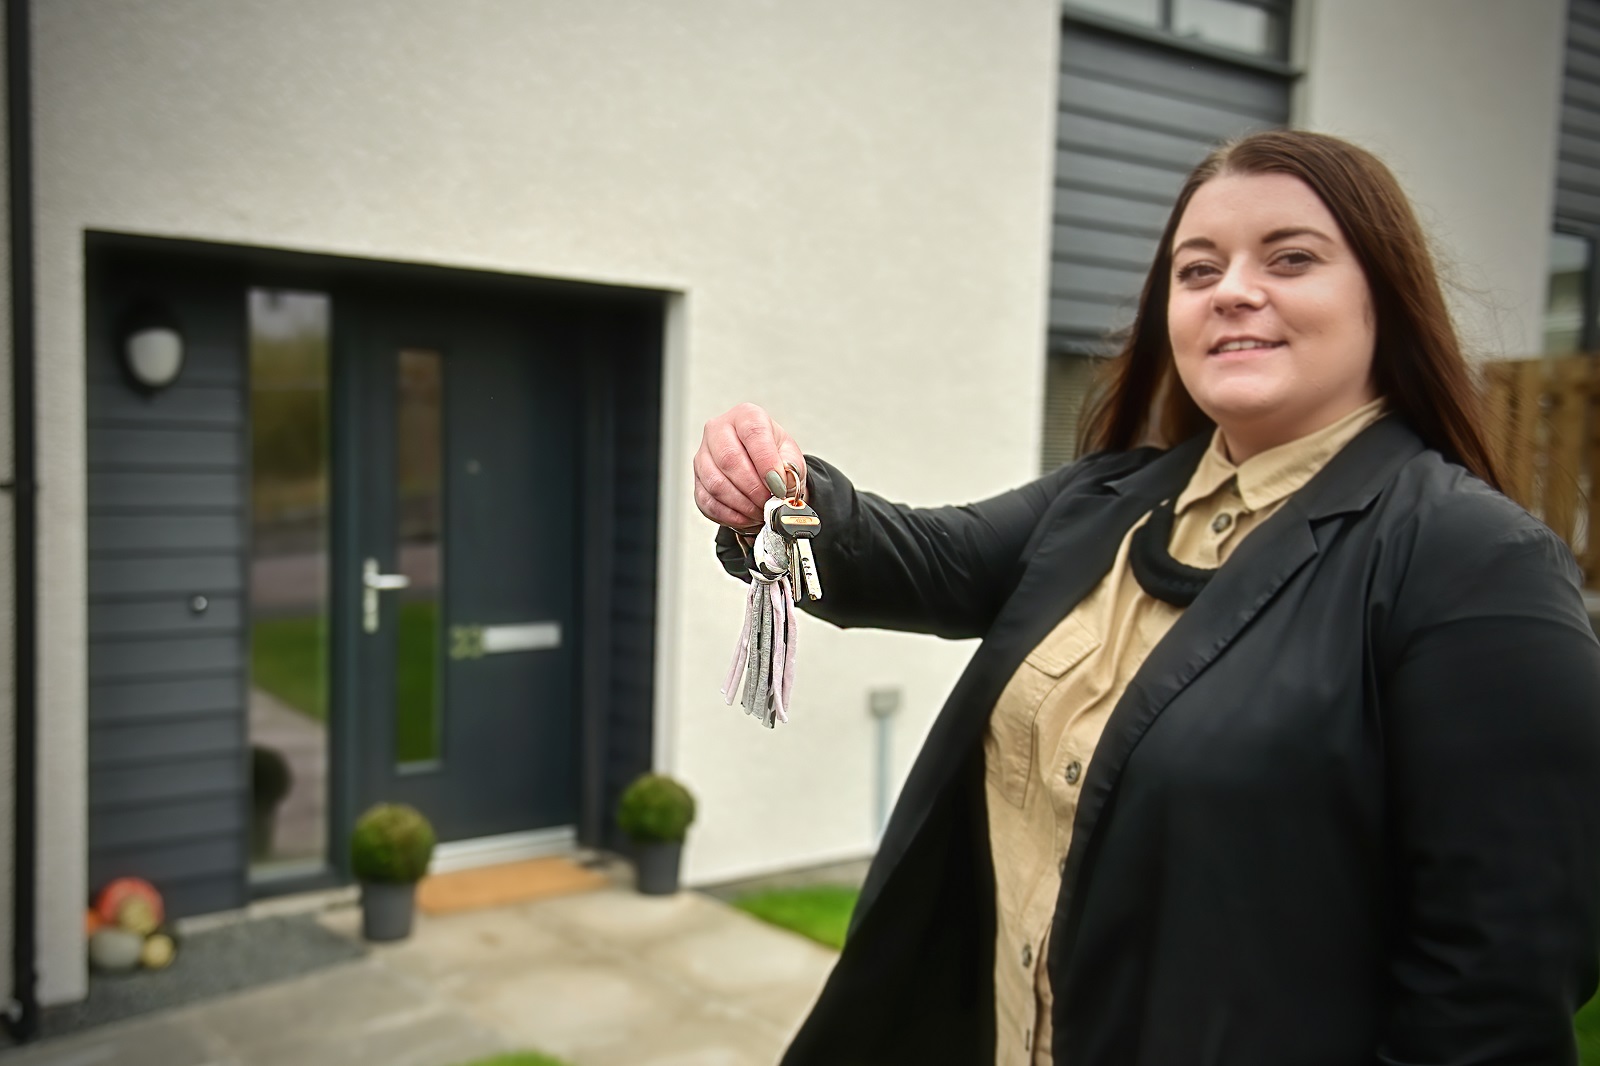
<box><xmin>1558</xmin><ymin>1</ymin><xmax>1600</xmax><ymax>228</ymax></box>
<box><xmin>1050</xmin><ymin>21</ymin><xmax>1291</xmax><ymax>348</ymax></box>
<box><xmin>87</xmin><ymin>260</ymin><xmax>250</xmax><ymax>920</ymax></box>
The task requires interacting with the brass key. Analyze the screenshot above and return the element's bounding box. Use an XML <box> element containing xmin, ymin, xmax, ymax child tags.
<box><xmin>773</xmin><ymin>500</ymin><xmax>823</xmax><ymax>601</ymax></box>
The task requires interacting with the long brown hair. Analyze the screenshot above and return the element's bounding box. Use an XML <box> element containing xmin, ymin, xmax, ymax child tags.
<box><xmin>1076</xmin><ymin>129</ymin><xmax>1503</xmax><ymax>492</ymax></box>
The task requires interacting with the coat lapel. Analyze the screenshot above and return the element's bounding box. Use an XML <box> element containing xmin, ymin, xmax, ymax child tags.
<box><xmin>1051</xmin><ymin>415</ymin><xmax>1428</xmax><ymax>948</ymax></box>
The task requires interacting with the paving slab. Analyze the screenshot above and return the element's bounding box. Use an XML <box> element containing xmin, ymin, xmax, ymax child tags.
<box><xmin>2</xmin><ymin>876</ymin><xmax>842</xmax><ymax>1066</ymax></box>
<box><xmin>0</xmin><ymin>1014</ymin><xmax>226</xmax><ymax>1066</ymax></box>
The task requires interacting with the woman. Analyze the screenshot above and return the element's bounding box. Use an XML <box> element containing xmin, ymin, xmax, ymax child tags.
<box><xmin>695</xmin><ymin>130</ymin><xmax>1600</xmax><ymax>1065</ymax></box>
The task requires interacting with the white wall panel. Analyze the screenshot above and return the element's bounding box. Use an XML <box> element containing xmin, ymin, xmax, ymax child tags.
<box><xmin>33</xmin><ymin>0</ymin><xmax>1064</xmax><ymax>990</ymax></box>
<box><xmin>1296</xmin><ymin>0</ymin><xmax>1567</xmax><ymax>359</ymax></box>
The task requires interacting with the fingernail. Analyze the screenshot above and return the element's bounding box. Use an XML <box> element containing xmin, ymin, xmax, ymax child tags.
<box><xmin>763</xmin><ymin>471</ymin><xmax>786</xmax><ymax>497</ymax></box>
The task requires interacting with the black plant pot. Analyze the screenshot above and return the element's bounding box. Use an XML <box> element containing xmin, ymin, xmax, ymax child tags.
<box><xmin>634</xmin><ymin>840</ymin><xmax>683</xmax><ymax>895</ymax></box>
<box><xmin>360</xmin><ymin>881</ymin><xmax>417</xmax><ymax>941</ymax></box>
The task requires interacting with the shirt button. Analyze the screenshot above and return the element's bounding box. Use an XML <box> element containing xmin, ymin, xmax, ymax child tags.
<box><xmin>1021</xmin><ymin>944</ymin><xmax>1033</xmax><ymax>968</ymax></box>
<box><xmin>1064</xmin><ymin>760</ymin><xmax>1082</xmax><ymax>785</ymax></box>
<box><xmin>1211</xmin><ymin>512</ymin><xmax>1234</xmax><ymax>534</ymax></box>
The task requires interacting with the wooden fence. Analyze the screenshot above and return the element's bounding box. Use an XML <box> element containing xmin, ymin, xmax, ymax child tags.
<box><xmin>1482</xmin><ymin>355</ymin><xmax>1600</xmax><ymax>585</ymax></box>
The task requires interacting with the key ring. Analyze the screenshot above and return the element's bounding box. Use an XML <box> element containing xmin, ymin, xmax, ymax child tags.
<box><xmin>782</xmin><ymin>462</ymin><xmax>805</xmax><ymax>504</ymax></box>
<box><xmin>763</xmin><ymin>465</ymin><xmax>807</xmax><ymax>505</ymax></box>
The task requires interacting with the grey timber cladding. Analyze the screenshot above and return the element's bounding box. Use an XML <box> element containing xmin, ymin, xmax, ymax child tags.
<box><xmin>1049</xmin><ymin>20</ymin><xmax>1291</xmax><ymax>352</ymax></box>
<box><xmin>598</xmin><ymin>313</ymin><xmax>662</xmax><ymax>853</ymax></box>
<box><xmin>1558</xmin><ymin>0</ymin><xmax>1600</xmax><ymax>230</ymax></box>
<box><xmin>86</xmin><ymin>255</ymin><xmax>249</xmax><ymax>920</ymax></box>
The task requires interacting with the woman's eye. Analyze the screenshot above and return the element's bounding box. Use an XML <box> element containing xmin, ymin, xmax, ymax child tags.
<box><xmin>1272</xmin><ymin>250</ymin><xmax>1315</xmax><ymax>271</ymax></box>
<box><xmin>1175</xmin><ymin>262</ymin><xmax>1217</xmax><ymax>284</ymax></box>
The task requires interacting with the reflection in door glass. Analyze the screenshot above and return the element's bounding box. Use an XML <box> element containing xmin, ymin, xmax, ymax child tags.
<box><xmin>248</xmin><ymin>290</ymin><xmax>331</xmax><ymax>878</ymax></box>
<box><xmin>396</xmin><ymin>349</ymin><xmax>444</xmax><ymax>768</ymax></box>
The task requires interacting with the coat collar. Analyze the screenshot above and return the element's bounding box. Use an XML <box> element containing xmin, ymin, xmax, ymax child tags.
<box><xmin>1104</xmin><ymin>412</ymin><xmax>1419</xmax><ymax>521</ymax></box>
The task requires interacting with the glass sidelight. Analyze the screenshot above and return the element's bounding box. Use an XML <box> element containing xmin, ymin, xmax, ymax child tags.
<box><xmin>247</xmin><ymin>290</ymin><xmax>332</xmax><ymax>877</ymax></box>
<box><xmin>393</xmin><ymin>348</ymin><xmax>444</xmax><ymax>769</ymax></box>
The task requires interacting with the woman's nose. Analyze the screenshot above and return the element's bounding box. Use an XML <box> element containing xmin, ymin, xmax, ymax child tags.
<box><xmin>1212</xmin><ymin>263</ymin><xmax>1266</xmax><ymax>313</ymax></box>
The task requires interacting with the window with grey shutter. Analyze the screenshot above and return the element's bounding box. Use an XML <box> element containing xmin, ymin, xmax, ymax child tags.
<box><xmin>1552</xmin><ymin>0</ymin><xmax>1600</xmax><ymax>352</ymax></box>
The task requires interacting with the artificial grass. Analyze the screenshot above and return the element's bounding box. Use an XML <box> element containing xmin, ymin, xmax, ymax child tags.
<box><xmin>731</xmin><ymin>885</ymin><xmax>860</xmax><ymax>951</ymax></box>
<box><xmin>250</xmin><ymin>600</ymin><xmax>440</xmax><ymax>762</ymax></box>
<box><xmin>1578</xmin><ymin>991</ymin><xmax>1600</xmax><ymax>1065</ymax></box>
<box><xmin>450</xmin><ymin>1054</ymin><xmax>572</xmax><ymax>1066</ymax></box>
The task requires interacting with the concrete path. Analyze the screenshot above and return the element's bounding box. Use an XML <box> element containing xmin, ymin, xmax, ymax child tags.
<box><xmin>1</xmin><ymin>883</ymin><xmax>838</xmax><ymax>1066</ymax></box>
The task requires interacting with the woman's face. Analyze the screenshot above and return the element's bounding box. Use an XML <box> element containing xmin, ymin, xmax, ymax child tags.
<box><xmin>1167</xmin><ymin>171</ymin><xmax>1378</xmax><ymax>462</ymax></box>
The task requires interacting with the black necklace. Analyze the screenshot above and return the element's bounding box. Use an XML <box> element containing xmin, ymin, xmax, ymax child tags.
<box><xmin>1129</xmin><ymin>497</ymin><xmax>1217</xmax><ymax>608</ymax></box>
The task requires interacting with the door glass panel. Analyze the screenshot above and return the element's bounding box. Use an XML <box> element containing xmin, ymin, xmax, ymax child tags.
<box><xmin>247</xmin><ymin>290</ymin><xmax>331</xmax><ymax>878</ymax></box>
<box><xmin>1173</xmin><ymin>0</ymin><xmax>1285</xmax><ymax>58</ymax></box>
<box><xmin>396</xmin><ymin>348</ymin><xmax>444</xmax><ymax>769</ymax></box>
<box><xmin>1546</xmin><ymin>232</ymin><xmax>1591</xmax><ymax>355</ymax></box>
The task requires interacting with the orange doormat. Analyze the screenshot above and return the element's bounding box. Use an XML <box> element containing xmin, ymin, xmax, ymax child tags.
<box><xmin>416</xmin><ymin>857</ymin><xmax>608</xmax><ymax>915</ymax></box>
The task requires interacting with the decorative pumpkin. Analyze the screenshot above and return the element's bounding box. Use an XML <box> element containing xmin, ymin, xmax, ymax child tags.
<box><xmin>94</xmin><ymin>877</ymin><xmax>164</xmax><ymax>928</ymax></box>
<box><xmin>87</xmin><ymin>927</ymin><xmax>142</xmax><ymax>973</ymax></box>
<box><xmin>116</xmin><ymin>895</ymin><xmax>160</xmax><ymax>936</ymax></box>
<box><xmin>139</xmin><ymin>933</ymin><xmax>177</xmax><ymax>970</ymax></box>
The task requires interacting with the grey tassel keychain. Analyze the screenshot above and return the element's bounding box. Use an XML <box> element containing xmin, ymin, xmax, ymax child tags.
<box><xmin>720</xmin><ymin>467</ymin><xmax>821</xmax><ymax>727</ymax></box>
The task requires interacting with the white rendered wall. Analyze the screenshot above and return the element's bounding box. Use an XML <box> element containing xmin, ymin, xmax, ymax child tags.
<box><xmin>33</xmin><ymin>0</ymin><xmax>1063</xmax><ymax>997</ymax></box>
<box><xmin>1295</xmin><ymin>0</ymin><xmax>1567</xmax><ymax>358</ymax></box>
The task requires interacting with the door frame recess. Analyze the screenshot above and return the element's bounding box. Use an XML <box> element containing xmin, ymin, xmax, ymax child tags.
<box><xmin>85</xmin><ymin>231</ymin><xmax>665</xmax><ymax>900</ymax></box>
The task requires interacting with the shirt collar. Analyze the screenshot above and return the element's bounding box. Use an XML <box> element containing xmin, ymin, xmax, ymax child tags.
<box><xmin>1174</xmin><ymin>396</ymin><xmax>1390</xmax><ymax>515</ymax></box>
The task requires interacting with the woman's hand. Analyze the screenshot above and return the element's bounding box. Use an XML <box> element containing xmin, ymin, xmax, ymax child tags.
<box><xmin>694</xmin><ymin>403</ymin><xmax>808</xmax><ymax>531</ymax></box>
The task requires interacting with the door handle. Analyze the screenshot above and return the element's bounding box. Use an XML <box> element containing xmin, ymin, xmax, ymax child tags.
<box><xmin>363</xmin><ymin>558</ymin><xmax>412</xmax><ymax>633</ymax></box>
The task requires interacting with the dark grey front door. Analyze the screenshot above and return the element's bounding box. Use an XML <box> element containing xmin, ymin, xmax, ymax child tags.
<box><xmin>349</xmin><ymin>290</ymin><xmax>581</xmax><ymax>842</ymax></box>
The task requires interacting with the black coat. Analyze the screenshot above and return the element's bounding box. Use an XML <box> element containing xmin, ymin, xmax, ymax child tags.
<box><xmin>765</xmin><ymin>416</ymin><xmax>1600</xmax><ymax>1066</ymax></box>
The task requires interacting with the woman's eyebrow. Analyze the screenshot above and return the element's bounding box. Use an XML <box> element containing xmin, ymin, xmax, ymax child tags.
<box><xmin>1171</xmin><ymin>227</ymin><xmax>1334</xmax><ymax>257</ymax></box>
<box><xmin>1262</xmin><ymin>226</ymin><xmax>1332</xmax><ymax>244</ymax></box>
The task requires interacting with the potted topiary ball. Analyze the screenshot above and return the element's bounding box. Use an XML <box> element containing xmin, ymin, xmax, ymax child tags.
<box><xmin>350</xmin><ymin>803</ymin><xmax>436</xmax><ymax>941</ymax></box>
<box><xmin>617</xmin><ymin>773</ymin><xmax>696</xmax><ymax>895</ymax></box>
<box><xmin>250</xmin><ymin>745</ymin><xmax>293</xmax><ymax>861</ymax></box>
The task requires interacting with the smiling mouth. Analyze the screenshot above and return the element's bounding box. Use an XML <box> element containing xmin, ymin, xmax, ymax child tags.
<box><xmin>1208</xmin><ymin>340</ymin><xmax>1285</xmax><ymax>356</ymax></box>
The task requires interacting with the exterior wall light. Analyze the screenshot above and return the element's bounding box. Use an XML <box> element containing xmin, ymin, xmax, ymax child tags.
<box><xmin>119</xmin><ymin>303</ymin><xmax>185</xmax><ymax>391</ymax></box>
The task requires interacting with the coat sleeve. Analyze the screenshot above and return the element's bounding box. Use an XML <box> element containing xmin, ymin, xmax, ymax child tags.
<box><xmin>715</xmin><ymin>452</ymin><xmax>1122</xmax><ymax>639</ymax></box>
<box><xmin>1376</xmin><ymin>506</ymin><xmax>1600</xmax><ymax>1066</ymax></box>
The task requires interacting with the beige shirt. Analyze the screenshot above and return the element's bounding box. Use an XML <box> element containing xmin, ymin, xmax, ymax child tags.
<box><xmin>984</xmin><ymin>397</ymin><xmax>1389</xmax><ymax>1065</ymax></box>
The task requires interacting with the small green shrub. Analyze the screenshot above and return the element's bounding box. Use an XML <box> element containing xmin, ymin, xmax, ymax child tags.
<box><xmin>616</xmin><ymin>773</ymin><xmax>696</xmax><ymax>844</ymax></box>
<box><xmin>251</xmin><ymin>745</ymin><xmax>293</xmax><ymax>810</ymax></box>
<box><xmin>350</xmin><ymin>803</ymin><xmax>436</xmax><ymax>883</ymax></box>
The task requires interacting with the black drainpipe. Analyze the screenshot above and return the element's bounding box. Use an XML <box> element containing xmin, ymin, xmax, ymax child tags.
<box><xmin>4</xmin><ymin>0</ymin><xmax>39</xmax><ymax>1043</ymax></box>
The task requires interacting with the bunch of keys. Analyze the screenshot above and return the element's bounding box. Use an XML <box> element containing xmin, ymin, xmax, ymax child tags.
<box><xmin>720</xmin><ymin>465</ymin><xmax>824</xmax><ymax>728</ymax></box>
